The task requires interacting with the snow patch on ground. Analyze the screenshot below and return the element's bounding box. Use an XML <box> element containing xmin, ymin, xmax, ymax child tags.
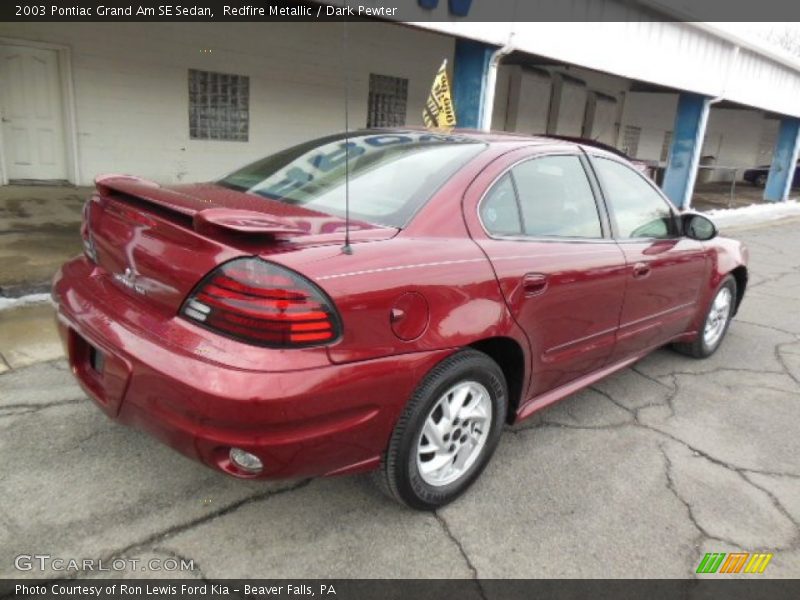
<box><xmin>705</xmin><ymin>199</ymin><xmax>800</xmax><ymax>229</ymax></box>
<box><xmin>0</xmin><ymin>293</ymin><xmax>53</xmax><ymax>312</ymax></box>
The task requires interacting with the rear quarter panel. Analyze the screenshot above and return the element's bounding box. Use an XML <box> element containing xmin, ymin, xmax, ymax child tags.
<box><xmin>271</xmin><ymin>234</ymin><xmax>528</xmax><ymax>366</ymax></box>
<box><xmin>264</xmin><ymin>142</ymin><xmax>531</xmax><ymax>371</ymax></box>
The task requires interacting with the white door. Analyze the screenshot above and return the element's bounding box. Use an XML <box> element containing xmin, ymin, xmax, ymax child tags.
<box><xmin>0</xmin><ymin>44</ymin><xmax>68</xmax><ymax>181</ymax></box>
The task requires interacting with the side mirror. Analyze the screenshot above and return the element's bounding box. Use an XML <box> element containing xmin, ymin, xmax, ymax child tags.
<box><xmin>682</xmin><ymin>213</ymin><xmax>718</xmax><ymax>241</ymax></box>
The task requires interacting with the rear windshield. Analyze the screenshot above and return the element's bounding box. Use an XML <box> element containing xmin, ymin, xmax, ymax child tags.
<box><xmin>217</xmin><ymin>131</ymin><xmax>486</xmax><ymax>228</ymax></box>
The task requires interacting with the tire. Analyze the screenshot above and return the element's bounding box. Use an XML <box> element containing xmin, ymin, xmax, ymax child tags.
<box><xmin>673</xmin><ymin>276</ymin><xmax>737</xmax><ymax>359</ymax></box>
<box><xmin>376</xmin><ymin>349</ymin><xmax>508</xmax><ymax>510</ymax></box>
<box><xmin>754</xmin><ymin>173</ymin><xmax>767</xmax><ymax>187</ymax></box>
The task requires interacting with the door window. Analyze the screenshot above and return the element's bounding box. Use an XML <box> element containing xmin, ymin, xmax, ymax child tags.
<box><xmin>592</xmin><ymin>157</ymin><xmax>677</xmax><ymax>239</ymax></box>
<box><xmin>512</xmin><ymin>155</ymin><xmax>602</xmax><ymax>238</ymax></box>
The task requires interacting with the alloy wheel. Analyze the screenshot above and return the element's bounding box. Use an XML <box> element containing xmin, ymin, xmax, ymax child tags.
<box><xmin>703</xmin><ymin>286</ymin><xmax>733</xmax><ymax>348</ymax></box>
<box><xmin>415</xmin><ymin>381</ymin><xmax>492</xmax><ymax>487</ymax></box>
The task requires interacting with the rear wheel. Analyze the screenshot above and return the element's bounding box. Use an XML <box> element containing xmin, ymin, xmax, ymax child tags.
<box><xmin>376</xmin><ymin>349</ymin><xmax>507</xmax><ymax>510</ymax></box>
<box><xmin>754</xmin><ymin>173</ymin><xmax>767</xmax><ymax>187</ymax></box>
<box><xmin>673</xmin><ymin>276</ymin><xmax>737</xmax><ymax>358</ymax></box>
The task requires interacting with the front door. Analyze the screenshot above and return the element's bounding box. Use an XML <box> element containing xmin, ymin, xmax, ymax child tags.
<box><xmin>0</xmin><ymin>44</ymin><xmax>68</xmax><ymax>181</ymax></box>
<box><xmin>465</xmin><ymin>148</ymin><xmax>628</xmax><ymax>399</ymax></box>
<box><xmin>589</xmin><ymin>155</ymin><xmax>708</xmax><ymax>360</ymax></box>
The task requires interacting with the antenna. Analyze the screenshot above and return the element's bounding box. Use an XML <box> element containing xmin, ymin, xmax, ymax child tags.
<box><xmin>341</xmin><ymin>5</ymin><xmax>353</xmax><ymax>255</ymax></box>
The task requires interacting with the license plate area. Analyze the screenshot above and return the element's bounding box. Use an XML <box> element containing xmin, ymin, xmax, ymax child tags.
<box><xmin>89</xmin><ymin>344</ymin><xmax>105</xmax><ymax>373</ymax></box>
<box><xmin>68</xmin><ymin>329</ymin><xmax>131</xmax><ymax>416</ymax></box>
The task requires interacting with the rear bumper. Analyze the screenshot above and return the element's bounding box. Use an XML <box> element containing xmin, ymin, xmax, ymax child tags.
<box><xmin>53</xmin><ymin>257</ymin><xmax>452</xmax><ymax>479</ymax></box>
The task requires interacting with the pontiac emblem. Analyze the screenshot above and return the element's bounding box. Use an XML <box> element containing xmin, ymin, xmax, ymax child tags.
<box><xmin>113</xmin><ymin>267</ymin><xmax>147</xmax><ymax>295</ymax></box>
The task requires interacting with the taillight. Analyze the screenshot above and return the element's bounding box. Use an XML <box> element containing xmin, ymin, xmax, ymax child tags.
<box><xmin>180</xmin><ymin>258</ymin><xmax>341</xmax><ymax>348</ymax></box>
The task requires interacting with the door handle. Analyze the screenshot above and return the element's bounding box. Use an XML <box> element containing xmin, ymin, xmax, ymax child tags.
<box><xmin>522</xmin><ymin>272</ymin><xmax>549</xmax><ymax>296</ymax></box>
<box><xmin>0</xmin><ymin>117</ymin><xmax>9</xmax><ymax>123</ymax></box>
<box><xmin>632</xmin><ymin>262</ymin><xmax>651</xmax><ymax>279</ymax></box>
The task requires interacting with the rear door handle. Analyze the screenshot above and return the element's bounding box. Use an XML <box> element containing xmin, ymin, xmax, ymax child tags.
<box><xmin>522</xmin><ymin>272</ymin><xmax>549</xmax><ymax>296</ymax></box>
<box><xmin>632</xmin><ymin>262</ymin><xmax>651</xmax><ymax>279</ymax></box>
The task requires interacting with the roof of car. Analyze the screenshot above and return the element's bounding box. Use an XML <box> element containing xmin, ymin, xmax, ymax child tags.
<box><xmin>373</xmin><ymin>127</ymin><xmax>636</xmax><ymax>155</ymax></box>
<box><xmin>387</xmin><ymin>126</ymin><xmax>567</xmax><ymax>146</ymax></box>
<box><xmin>357</xmin><ymin>128</ymin><xmax>635</xmax><ymax>163</ymax></box>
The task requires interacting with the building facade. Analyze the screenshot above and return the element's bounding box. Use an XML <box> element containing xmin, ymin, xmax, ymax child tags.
<box><xmin>2</xmin><ymin>2</ymin><xmax>800</xmax><ymax>207</ymax></box>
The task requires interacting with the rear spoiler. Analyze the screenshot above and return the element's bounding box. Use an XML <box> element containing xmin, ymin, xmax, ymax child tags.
<box><xmin>95</xmin><ymin>174</ymin><xmax>196</xmax><ymax>217</ymax></box>
<box><xmin>94</xmin><ymin>174</ymin><xmax>308</xmax><ymax>239</ymax></box>
<box><xmin>193</xmin><ymin>208</ymin><xmax>308</xmax><ymax>238</ymax></box>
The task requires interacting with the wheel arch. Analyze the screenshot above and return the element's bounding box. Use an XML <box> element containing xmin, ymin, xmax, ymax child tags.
<box><xmin>469</xmin><ymin>336</ymin><xmax>527</xmax><ymax>424</ymax></box>
<box><xmin>729</xmin><ymin>265</ymin><xmax>748</xmax><ymax>315</ymax></box>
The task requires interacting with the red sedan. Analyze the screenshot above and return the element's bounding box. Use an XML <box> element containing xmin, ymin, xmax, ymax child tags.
<box><xmin>53</xmin><ymin>130</ymin><xmax>748</xmax><ymax>509</ymax></box>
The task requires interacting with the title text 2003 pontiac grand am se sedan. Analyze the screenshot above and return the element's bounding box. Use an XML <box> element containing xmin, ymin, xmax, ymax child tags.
<box><xmin>53</xmin><ymin>130</ymin><xmax>748</xmax><ymax>509</ymax></box>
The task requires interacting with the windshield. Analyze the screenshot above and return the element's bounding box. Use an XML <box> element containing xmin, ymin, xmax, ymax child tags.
<box><xmin>217</xmin><ymin>131</ymin><xmax>486</xmax><ymax>228</ymax></box>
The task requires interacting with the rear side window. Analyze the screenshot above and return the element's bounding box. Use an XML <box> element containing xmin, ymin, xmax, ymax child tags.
<box><xmin>592</xmin><ymin>156</ymin><xmax>677</xmax><ymax>239</ymax></box>
<box><xmin>480</xmin><ymin>174</ymin><xmax>522</xmax><ymax>236</ymax></box>
<box><xmin>512</xmin><ymin>155</ymin><xmax>602</xmax><ymax>238</ymax></box>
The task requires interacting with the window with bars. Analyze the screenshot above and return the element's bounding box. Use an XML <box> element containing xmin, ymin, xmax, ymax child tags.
<box><xmin>188</xmin><ymin>69</ymin><xmax>249</xmax><ymax>142</ymax></box>
<box><xmin>660</xmin><ymin>131</ymin><xmax>673</xmax><ymax>163</ymax></box>
<box><xmin>621</xmin><ymin>125</ymin><xmax>642</xmax><ymax>158</ymax></box>
<box><xmin>367</xmin><ymin>74</ymin><xmax>408</xmax><ymax>128</ymax></box>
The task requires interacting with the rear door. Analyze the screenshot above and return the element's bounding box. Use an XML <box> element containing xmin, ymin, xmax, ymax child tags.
<box><xmin>463</xmin><ymin>147</ymin><xmax>628</xmax><ymax>399</ymax></box>
<box><xmin>588</xmin><ymin>154</ymin><xmax>708</xmax><ymax>360</ymax></box>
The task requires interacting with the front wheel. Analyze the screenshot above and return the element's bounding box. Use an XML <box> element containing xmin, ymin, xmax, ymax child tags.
<box><xmin>673</xmin><ymin>276</ymin><xmax>737</xmax><ymax>358</ymax></box>
<box><xmin>376</xmin><ymin>349</ymin><xmax>508</xmax><ymax>510</ymax></box>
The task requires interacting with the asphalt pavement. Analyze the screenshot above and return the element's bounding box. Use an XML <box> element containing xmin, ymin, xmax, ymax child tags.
<box><xmin>1</xmin><ymin>219</ymin><xmax>799</xmax><ymax>580</ymax></box>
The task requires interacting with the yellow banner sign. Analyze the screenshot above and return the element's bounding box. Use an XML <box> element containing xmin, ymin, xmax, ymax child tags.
<box><xmin>423</xmin><ymin>59</ymin><xmax>456</xmax><ymax>131</ymax></box>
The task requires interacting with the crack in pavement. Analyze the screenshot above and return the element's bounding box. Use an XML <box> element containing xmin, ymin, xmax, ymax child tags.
<box><xmin>0</xmin><ymin>397</ymin><xmax>85</xmax><ymax>414</ymax></box>
<box><xmin>631</xmin><ymin>365</ymin><xmax>675</xmax><ymax>390</ymax></box>
<box><xmin>35</xmin><ymin>479</ymin><xmax>313</xmax><ymax>581</ymax></box>
<box><xmin>741</xmin><ymin>468</ymin><xmax>800</xmax><ymax>481</ymax></box>
<box><xmin>742</xmin><ymin>237</ymin><xmax>795</xmax><ymax>256</ymax></box>
<box><xmin>591</xmin><ymin>381</ymin><xmax>675</xmax><ymax>416</ymax></box>
<box><xmin>658</xmin><ymin>443</ymin><xmax>745</xmax><ymax>580</ymax></box>
<box><xmin>776</xmin><ymin>342</ymin><xmax>800</xmax><ymax>386</ymax></box>
<box><xmin>69</xmin><ymin>427</ymin><xmax>110</xmax><ymax>451</ymax></box>
<box><xmin>533</xmin><ymin>421</ymin><xmax>629</xmax><ymax>432</ymax></box>
<box><xmin>738</xmin><ymin>472</ymin><xmax>800</xmax><ymax>550</ymax></box>
<box><xmin>733</xmin><ymin>320</ymin><xmax>800</xmax><ymax>338</ymax></box>
<box><xmin>747</xmin><ymin>270</ymin><xmax>797</xmax><ymax>290</ymax></box>
<box><xmin>656</xmin><ymin>432</ymin><xmax>800</xmax><ymax>550</ymax></box>
<box><xmin>507</xmin><ymin>364</ymin><xmax>800</xmax><ymax>552</ymax></box>
<box><xmin>648</xmin><ymin>366</ymin><xmax>789</xmax><ymax>381</ymax></box>
<box><xmin>434</xmin><ymin>511</ymin><xmax>487</xmax><ymax>599</ymax></box>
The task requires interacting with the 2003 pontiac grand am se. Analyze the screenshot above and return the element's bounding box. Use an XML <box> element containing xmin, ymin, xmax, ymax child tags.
<box><xmin>53</xmin><ymin>130</ymin><xmax>748</xmax><ymax>509</ymax></box>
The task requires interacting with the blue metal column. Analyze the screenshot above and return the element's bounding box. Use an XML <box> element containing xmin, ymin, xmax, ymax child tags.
<box><xmin>662</xmin><ymin>93</ymin><xmax>712</xmax><ymax>210</ymax></box>
<box><xmin>764</xmin><ymin>117</ymin><xmax>800</xmax><ymax>202</ymax></box>
<box><xmin>452</xmin><ymin>39</ymin><xmax>494</xmax><ymax>129</ymax></box>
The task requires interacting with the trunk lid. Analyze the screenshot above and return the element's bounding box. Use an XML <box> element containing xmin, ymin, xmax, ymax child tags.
<box><xmin>86</xmin><ymin>175</ymin><xmax>396</xmax><ymax>313</ymax></box>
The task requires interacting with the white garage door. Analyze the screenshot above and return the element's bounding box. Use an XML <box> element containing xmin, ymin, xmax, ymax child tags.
<box><xmin>588</xmin><ymin>94</ymin><xmax>618</xmax><ymax>145</ymax></box>
<box><xmin>503</xmin><ymin>66</ymin><xmax>552</xmax><ymax>134</ymax></box>
<box><xmin>554</xmin><ymin>77</ymin><xmax>587</xmax><ymax>137</ymax></box>
<box><xmin>0</xmin><ymin>44</ymin><xmax>68</xmax><ymax>181</ymax></box>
